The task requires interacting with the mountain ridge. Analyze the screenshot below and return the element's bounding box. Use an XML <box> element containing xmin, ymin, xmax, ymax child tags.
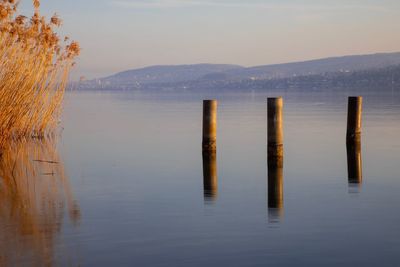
<box><xmin>79</xmin><ymin>52</ymin><xmax>400</xmax><ymax>90</ymax></box>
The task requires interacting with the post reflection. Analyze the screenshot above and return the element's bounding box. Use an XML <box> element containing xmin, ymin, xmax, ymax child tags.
<box><xmin>267</xmin><ymin>146</ymin><xmax>284</xmax><ymax>223</ymax></box>
<box><xmin>202</xmin><ymin>150</ymin><xmax>218</xmax><ymax>202</ymax></box>
<box><xmin>0</xmin><ymin>139</ymin><xmax>80</xmax><ymax>266</ymax></box>
<box><xmin>347</xmin><ymin>138</ymin><xmax>362</xmax><ymax>187</ymax></box>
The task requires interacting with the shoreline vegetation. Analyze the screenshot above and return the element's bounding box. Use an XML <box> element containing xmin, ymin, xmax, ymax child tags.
<box><xmin>0</xmin><ymin>0</ymin><xmax>79</xmax><ymax>150</ymax></box>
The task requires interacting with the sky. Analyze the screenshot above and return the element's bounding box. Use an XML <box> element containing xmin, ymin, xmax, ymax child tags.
<box><xmin>19</xmin><ymin>0</ymin><xmax>400</xmax><ymax>80</ymax></box>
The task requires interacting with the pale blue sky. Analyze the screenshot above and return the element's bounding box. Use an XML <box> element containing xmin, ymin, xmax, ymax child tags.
<box><xmin>20</xmin><ymin>0</ymin><xmax>400</xmax><ymax>79</ymax></box>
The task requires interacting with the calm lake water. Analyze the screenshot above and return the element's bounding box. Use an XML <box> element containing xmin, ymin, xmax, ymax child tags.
<box><xmin>1</xmin><ymin>89</ymin><xmax>400</xmax><ymax>266</ymax></box>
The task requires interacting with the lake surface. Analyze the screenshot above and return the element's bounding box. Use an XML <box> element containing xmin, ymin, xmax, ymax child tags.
<box><xmin>1</xmin><ymin>89</ymin><xmax>400</xmax><ymax>266</ymax></box>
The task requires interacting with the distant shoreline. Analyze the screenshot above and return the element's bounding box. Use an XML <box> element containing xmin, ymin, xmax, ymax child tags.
<box><xmin>75</xmin><ymin>52</ymin><xmax>400</xmax><ymax>92</ymax></box>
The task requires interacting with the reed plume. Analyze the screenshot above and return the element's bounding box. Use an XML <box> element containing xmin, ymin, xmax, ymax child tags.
<box><xmin>0</xmin><ymin>0</ymin><xmax>80</xmax><ymax>148</ymax></box>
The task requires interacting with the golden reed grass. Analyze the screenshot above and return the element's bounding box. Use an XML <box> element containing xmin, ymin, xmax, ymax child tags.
<box><xmin>0</xmin><ymin>0</ymin><xmax>79</xmax><ymax>149</ymax></box>
<box><xmin>0</xmin><ymin>139</ymin><xmax>80</xmax><ymax>266</ymax></box>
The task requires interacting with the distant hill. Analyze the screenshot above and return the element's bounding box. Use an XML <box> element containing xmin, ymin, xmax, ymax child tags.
<box><xmin>128</xmin><ymin>64</ymin><xmax>400</xmax><ymax>91</ymax></box>
<box><xmin>78</xmin><ymin>52</ymin><xmax>400</xmax><ymax>90</ymax></box>
<box><xmin>215</xmin><ymin>64</ymin><xmax>400</xmax><ymax>91</ymax></box>
<box><xmin>96</xmin><ymin>64</ymin><xmax>243</xmax><ymax>86</ymax></box>
<box><xmin>223</xmin><ymin>52</ymin><xmax>400</xmax><ymax>80</ymax></box>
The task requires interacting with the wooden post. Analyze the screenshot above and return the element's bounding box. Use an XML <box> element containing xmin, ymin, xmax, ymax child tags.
<box><xmin>202</xmin><ymin>100</ymin><xmax>217</xmax><ymax>151</ymax></box>
<box><xmin>202</xmin><ymin>150</ymin><xmax>218</xmax><ymax>201</ymax></box>
<box><xmin>346</xmin><ymin>96</ymin><xmax>362</xmax><ymax>142</ymax></box>
<box><xmin>267</xmin><ymin>97</ymin><xmax>284</xmax><ymax>222</ymax></box>
<box><xmin>347</xmin><ymin>139</ymin><xmax>362</xmax><ymax>184</ymax></box>
<box><xmin>267</xmin><ymin>97</ymin><xmax>283</xmax><ymax>167</ymax></box>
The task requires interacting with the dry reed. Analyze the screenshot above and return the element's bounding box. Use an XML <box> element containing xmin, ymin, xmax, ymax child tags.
<box><xmin>0</xmin><ymin>0</ymin><xmax>80</xmax><ymax>149</ymax></box>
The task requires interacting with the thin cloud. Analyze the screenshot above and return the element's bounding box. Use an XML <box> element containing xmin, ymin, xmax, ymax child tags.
<box><xmin>110</xmin><ymin>0</ymin><xmax>391</xmax><ymax>11</ymax></box>
<box><xmin>111</xmin><ymin>0</ymin><xmax>282</xmax><ymax>9</ymax></box>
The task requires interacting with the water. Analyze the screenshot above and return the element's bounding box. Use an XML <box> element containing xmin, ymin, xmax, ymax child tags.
<box><xmin>1</xmin><ymin>89</ymin><xmax>400</xmax><ymax>266</ymax></box>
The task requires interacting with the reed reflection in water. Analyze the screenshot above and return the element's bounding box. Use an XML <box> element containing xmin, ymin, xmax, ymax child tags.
<box><xmin>0</xmin><ymin>139</ymin><xmax>80</xmax><ymax>267</ymax></box>
<box><xmin>202</xmin><ymin>151</ymin><xmax>218</xmax><ymax>202</ymax></box>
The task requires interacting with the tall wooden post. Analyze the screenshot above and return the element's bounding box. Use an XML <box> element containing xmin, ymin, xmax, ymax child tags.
<box><xmin>267</xmin><ymin>97</ymin><xmax>283</xmax><ymax>166</ymax></box>
<box><xmin>202</xmin><ymin>150</ymin><xmax>218</xmax><ymax>201</ymax></box>
<box><xmin>202</xmin><ymin>100</ymin><xmax>217</xmax><ymax>151</ymax></box>
<box><xmin>346</xmin><ymin>96</ymin><xmax>362</xmax><ymax>142</ymax></box>
<box><xmin>345</xmin><ymin>96</ymin><xmax>363</xmax><ymax>191</ymax></box>
<box><xmin>267</xmin><ymin>97</ymin><xmax>284</xmax><ymax>222</ymax></box>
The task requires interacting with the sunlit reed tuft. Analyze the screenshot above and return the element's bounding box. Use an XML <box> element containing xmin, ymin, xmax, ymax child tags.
<box><xmin>0</xmin><ymin>0</ymin><xmax>80</xmax><ymax>149</ymax></box>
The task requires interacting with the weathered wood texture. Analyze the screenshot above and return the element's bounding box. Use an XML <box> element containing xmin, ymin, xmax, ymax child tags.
<box><xmin>267</xmin><ymin>97</ymin><xmax>284</xmax><ymax>167</ymax></box>
<box><xmin>346</xmin><ymin>96</ymin><xmax>362</xmax><ymax>142</ymax></box>
<box><xmin>202</xmin><ymin>100</ymin><xmax>217</xmax><ymax>151</ymax></box>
